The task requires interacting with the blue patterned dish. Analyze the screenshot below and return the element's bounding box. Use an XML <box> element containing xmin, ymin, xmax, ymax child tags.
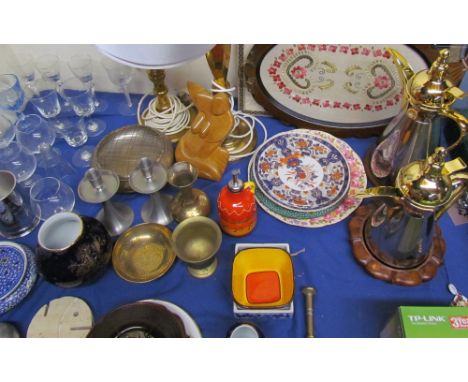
<box><xmin>0</xmin><ymin>242</ymin><xmax>37</xmax><ymax>315</ymax></box>
<box><xmin>0</xmin><ymin>242</ymin><xmax>27</xmax><ymax>301</ymax></box>
<box><xmin>254</xmin><ymin>130</ymin><xmax>350</xmax><ymax>213</ymax></box>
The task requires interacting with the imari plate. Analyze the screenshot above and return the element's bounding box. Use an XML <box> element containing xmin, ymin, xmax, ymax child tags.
<box><xmin>254</xmin><ymin>130</ymin><xmax>350</xmax><ymax>213</ymax></box>
<box><xmin>0</xmin><ymin>242</ymin><xmax>27</xmax><ymax>301</ymax></box>
<box><xmin>249</xmin><ymin>130</ymin><xmax>367</xmax><ymax>228</ymax></box>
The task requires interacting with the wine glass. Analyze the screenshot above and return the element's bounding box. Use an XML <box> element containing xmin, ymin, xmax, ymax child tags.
<box><xmin>15</xmin><ymin>113</ymin><xmax>56</xmax><ymax>155</ymax></box>
<box><xmin>0</xmin><ymin>114</ymin><xmax>37</xmax><ymax>184</ymax></box>
<box><xmin>101</xmin><ymin>58</ymin><xmax>136</xmax><ymax>116</ymax></box>
<box><xmin>29</xmin><ymin>177</ymin><xmax>75</xmax><ymax>220</ymax></box>
<box><xmin>15</xmin><ymin>113</ymin><xmax>76</xmax><ymax>181</ymax></box>
<box><xmin>0</xmin><ymin>74</ymin><xmax>26</xmax><ymax>114</ymax></box>
<box><xmin>29</xmin><ymin>80</ymin><xmax>64</xmax><ymax>133</ymax></box>
<box><xmin>0</xmin><ymin>112</ymin><xmax>16</xmax><ymax>148</ymax></box>
<box><xmin>15</xmin><ymin>53</ymin><xmax>39</xmax><ymax>97</ymax></box>
<box><xmin>68</xmin><ymin>54</ymin><xmax>108</xmax><ymax>112</ymax></box>
<box><xmin>35</xmin><ymin>54</ymin><xmax>71</xmax><ymax>112</ymax></box>
<box><xmin>61</xmin><ymin>77</ymin><xmax>106</xmax><ymax>137</ymax></box>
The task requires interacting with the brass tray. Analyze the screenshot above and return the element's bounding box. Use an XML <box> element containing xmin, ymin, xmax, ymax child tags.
<box><xmin>112</xmin><ymin>223</ymin><xmax>176</xmax><ymax>283</ymax></box>
<box><xmin>92</xmin><ymin>124</ymin><xmax>174</xmax><ymax>193</ymax></box>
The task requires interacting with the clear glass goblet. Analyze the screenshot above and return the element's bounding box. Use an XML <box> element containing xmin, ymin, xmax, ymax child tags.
<box><xmin>61</xmin><ymin>77</ymin><xmax>106</xmax><ymax>137</ymax></box>
<box><xmin>0</xmin><ymin>113</ymin><xmax>16</xmax><ymax>148</ymax></box>
<box><xmin>0</xmin><ymin>141</ymin><xmax>37</xmax><ymax>184</ymax></box>
<box><xmin>35</xmin><ymin>54</ymin><xmax>71</xmax><ymax>112</ymax></box>
<box><xmin>0</xmin><ymin>74</ymin><xmax>26</xmax><ymax>114</ymax></box>
<box><xmin>101</xmin><ymin>58</ymin><xmax>136</xmax><ymax>116</ymax></box>
<box><xmin>15</xmin><ymin>53</ymin><xmax>39</xmax><ymax>96</ymax></box>
<box><xmin>29</xmin><ymin>177</ymin><xmax>75</xmax><ymax>221</ymax></box>
<box><xmin>29</xmin><ymin>80</ymin><xmax>65</xmax><ymax>133</ymax></box>
<box><xmin>15</xmin><ymin>113</ymin><xmax>56</xmax><ymax>155</ymax></box>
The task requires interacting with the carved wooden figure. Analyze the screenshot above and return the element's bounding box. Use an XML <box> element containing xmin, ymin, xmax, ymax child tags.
<box><xmin>175</xmin><ymin>81</ymin><xmax>234</xmax><ymax>182</ymax></box>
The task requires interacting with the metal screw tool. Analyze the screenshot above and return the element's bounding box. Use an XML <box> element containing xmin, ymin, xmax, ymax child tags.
<box><xmin>302</xmin><ymin>287</ymin><xmax>316</xmax><ymax>338</ymax></box>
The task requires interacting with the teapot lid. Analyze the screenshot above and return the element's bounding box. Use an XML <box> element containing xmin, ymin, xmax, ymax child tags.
<box><xmin>405</xmin><ymin>49</ymin><xmax>464</xmax><ymax>111</ymax></box>
<box><xmin>396</xmin><ymin>148</ymin><xmax>453</xmax><ymax>208</ymax></box>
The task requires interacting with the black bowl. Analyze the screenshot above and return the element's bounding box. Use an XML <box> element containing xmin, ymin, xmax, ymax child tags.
<box><xmin>87</xmin><ymin>301</ymin><xmax>188</xmax><ymax>338</ymax></box>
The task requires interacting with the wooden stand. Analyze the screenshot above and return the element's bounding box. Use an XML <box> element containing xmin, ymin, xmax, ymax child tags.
<box><xmin>348</xmin><ymin>203</ymin><xmax>445</xmax><ymax>286</ymax></box>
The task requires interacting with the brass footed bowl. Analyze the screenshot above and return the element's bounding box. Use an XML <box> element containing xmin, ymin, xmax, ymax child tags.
<box><xmin>112</xmin><ymin>223</ymin><xmax>176</xmax><ymax>283</ymax></box>
<box><xmin>172</xmin><ymin>216</ymin><xmax>222</xmax><ymax>278</ymax></box>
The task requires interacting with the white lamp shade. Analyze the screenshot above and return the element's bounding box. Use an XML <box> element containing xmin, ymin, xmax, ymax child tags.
<box><xmin>96</xmin><ymin>44</ymin><xmax>214</xmax><ymax>69</ymax></box>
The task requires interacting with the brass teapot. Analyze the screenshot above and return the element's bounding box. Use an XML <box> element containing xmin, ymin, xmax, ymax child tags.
<box><xmin>358</xmin><ymin>148</ymin><xmax>468</xmax><ymax>274</ymax></box>
<box><xmin>367</xmin><ymin>48</ymin><xmax>467</xmax><ymax>186</ymax></box>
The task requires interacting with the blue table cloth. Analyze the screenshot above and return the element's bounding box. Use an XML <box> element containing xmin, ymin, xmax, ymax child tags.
<box><xmin>2</xmin><ymin>91</ymin><xmax>467</xmax><ymax>338</ymax></box>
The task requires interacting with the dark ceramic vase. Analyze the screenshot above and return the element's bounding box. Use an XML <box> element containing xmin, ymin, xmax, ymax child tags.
<box><xmin>36</xmin><ymin>212</ymin><xmax>112</xmax><ymax>287</ymax></box>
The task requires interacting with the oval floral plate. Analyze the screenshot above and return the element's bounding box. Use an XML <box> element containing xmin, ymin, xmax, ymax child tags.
<box><xmin>249</xmin><ymin>130</ymin><xmax>367</xmax><ymax>228</ymax></box>
<box><xmin>245</xmin><ymin>44</ymin><xmax>428</xmax><ymax>136</ymax></box>
<box><xmin>254</xmin><ymin>130</ymin><xmax>350</xmax><ymax>214</ymax></box>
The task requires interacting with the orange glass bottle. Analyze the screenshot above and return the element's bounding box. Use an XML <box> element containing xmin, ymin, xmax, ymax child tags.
<box><xmin>217</xmin><ymin>169</ymin><xmax>256</xmax><ymax>237</ymax></box>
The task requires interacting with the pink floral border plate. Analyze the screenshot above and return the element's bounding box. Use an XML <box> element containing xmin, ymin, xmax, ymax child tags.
<box><xmin>248</xmin><ymin>130</ymin><xmax>367</xmax><ymax>228</ymax></box>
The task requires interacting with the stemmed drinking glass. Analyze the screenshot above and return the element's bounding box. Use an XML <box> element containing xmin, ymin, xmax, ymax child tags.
<box><xmin>35</xmin><ymin>54</ymin><xmax>72</xmax><ymax>112</ymax></box>
<box><xmin>15</xmin><ymin>53</ymin><xmax>39</xmax><ymax>97</ymax></box>
<box><xmin>29</xmin><ymin>177</ymin><xmax>75</xmax><ymax>221</ymax></box>
<box><xmin>29</xmin><ymin>79</ymin><xmax>65</xmax><ymax>133</ymax></box>
<box><xmin>0</xmin><ymin>74</ymin><xmax>26</xmax><ymax>115</ymax></box>
<box><xmin>68</xmin><ymin>54</ymin><xmax>108</xmax><ymax>112</ymax></box>
<box><xmin>101</xmin><ymin>58</ymin><xmax>136</xmax><ymax>116</ymax></box>
<box><xmin>0</xmin><ymin>113</ymin><xmax>37</xmax><ymax>185</ymax></box>
<box><xmin>61</xmin><ymin>77</ymin><xmax>106</xmax><ymax>137</ymax></box>
<box><xmin>15</xmin><ymin>114</ymin><xmax>75</xmax><ymax>181</ymax></box>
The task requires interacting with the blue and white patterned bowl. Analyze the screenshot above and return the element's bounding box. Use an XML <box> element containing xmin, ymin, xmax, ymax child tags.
<box><xmin>0</xmin><ymin>241</ymin><xmax>37</xmax><ymax>315</ymax></box>
<box><xmin>0</xmin><ymin>242</ymin><xmax>27</xmax><ymax>301</ymax></box>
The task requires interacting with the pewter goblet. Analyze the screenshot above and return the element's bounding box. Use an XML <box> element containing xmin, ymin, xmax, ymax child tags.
<box><xmin>129</xmin><ymin>157</ymin><xmax>173</xmax><ymax>226</ymax></box>
<box><xmin>78</xmin><ymin>168</ymin><xmax>134</xmax><ymax>237</ymax></box>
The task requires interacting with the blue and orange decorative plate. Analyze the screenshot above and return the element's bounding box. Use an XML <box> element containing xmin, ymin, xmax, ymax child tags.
<box><xmin>253</xmin><ymin>130</ymin><xmax>350</xmax><ymax>214</ymax></box>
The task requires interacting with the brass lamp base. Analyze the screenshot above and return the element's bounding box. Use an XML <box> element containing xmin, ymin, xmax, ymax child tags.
<box><xmin>348</xmin><ymin>203</ymin><xmax>446</xmax><ymax>286</ymax></box>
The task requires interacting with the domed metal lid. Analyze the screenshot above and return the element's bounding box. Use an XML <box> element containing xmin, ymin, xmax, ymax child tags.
<box><xmin>396</xmin><ymin>148</ymin><xmax>453</xmax><ymax>208</ymax></box>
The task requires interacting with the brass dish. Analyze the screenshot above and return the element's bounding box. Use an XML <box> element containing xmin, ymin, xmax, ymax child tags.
<box><xmin>112</xmin><ymin>223</ymin><xmax>176</xmax><ymax>283</ymax></box>
<box><xmin>91</xmin><ymin>125</ymin><xmax>174</xmax><ymax>193</ymax></box>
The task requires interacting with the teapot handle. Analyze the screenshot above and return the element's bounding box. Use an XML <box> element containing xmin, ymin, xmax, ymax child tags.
<box><xmin>439</xmin><ymin>108</ymin><xmax>468</xmax><ymax>152</ymax></box>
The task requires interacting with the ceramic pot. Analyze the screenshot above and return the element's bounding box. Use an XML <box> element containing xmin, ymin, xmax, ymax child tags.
<box><xmin>36</xmin><ymin>212</ymin><xmax>112</xmax><ymax>287</ymax></box>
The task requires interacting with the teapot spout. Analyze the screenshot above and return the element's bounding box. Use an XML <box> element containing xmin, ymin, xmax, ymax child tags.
<box><xmin>387</xmin><ymin>48</ymin><xmax>415</xmax><ymax>85</ymax></box>
<box><xmin>435</xmin><ymin>173</ymin><xmax>468</xmax><ymax>220</ymax></box>
<box><xmin>356</xmin><ymin>186</ymin><xmax>401</xmax><ymax>202</ymax></box>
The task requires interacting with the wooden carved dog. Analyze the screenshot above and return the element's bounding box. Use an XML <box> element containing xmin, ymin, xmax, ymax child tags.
<box><xmin>175</xmin><ymin>81</ymin><xmax>234</xmax><ymax>182</ymax></box>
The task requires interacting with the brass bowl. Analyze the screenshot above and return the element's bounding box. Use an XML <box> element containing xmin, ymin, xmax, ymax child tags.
<box><xmin>112</xmin><ymin>223</ymin><xmax>176</xmax><ymax>283</ymax></box>
<box><xmin>172</xmin><ymin>216</ymin><xmax>222</xmax><ymax>278</ymax></box>
<box><xmin>91</xmin><ymin>125</ymin><xmax>174</xmax><ymax>193</ymax></box>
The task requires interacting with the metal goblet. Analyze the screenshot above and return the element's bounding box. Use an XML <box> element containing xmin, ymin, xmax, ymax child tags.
<box><xmin>78</xmin><ymin>168</ymin><xmax>134</xmax><ymax>237</ymax></box>
<box><xmin>129</xmin><ymin>157</ymin><xmax>173</xmax><ymax>226</ymax></box>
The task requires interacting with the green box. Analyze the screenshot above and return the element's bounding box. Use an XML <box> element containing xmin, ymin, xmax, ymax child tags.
<box><xmin>381</xmin><ymin>306</ymin><xmax>468</xmax><ymax>338</ymax></box>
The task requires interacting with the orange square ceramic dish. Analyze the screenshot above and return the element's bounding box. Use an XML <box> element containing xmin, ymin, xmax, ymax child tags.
<box><xmin>232</xmin><ymin>247</ymin><xmax>294</xmax><ymax>308</ymax></box>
